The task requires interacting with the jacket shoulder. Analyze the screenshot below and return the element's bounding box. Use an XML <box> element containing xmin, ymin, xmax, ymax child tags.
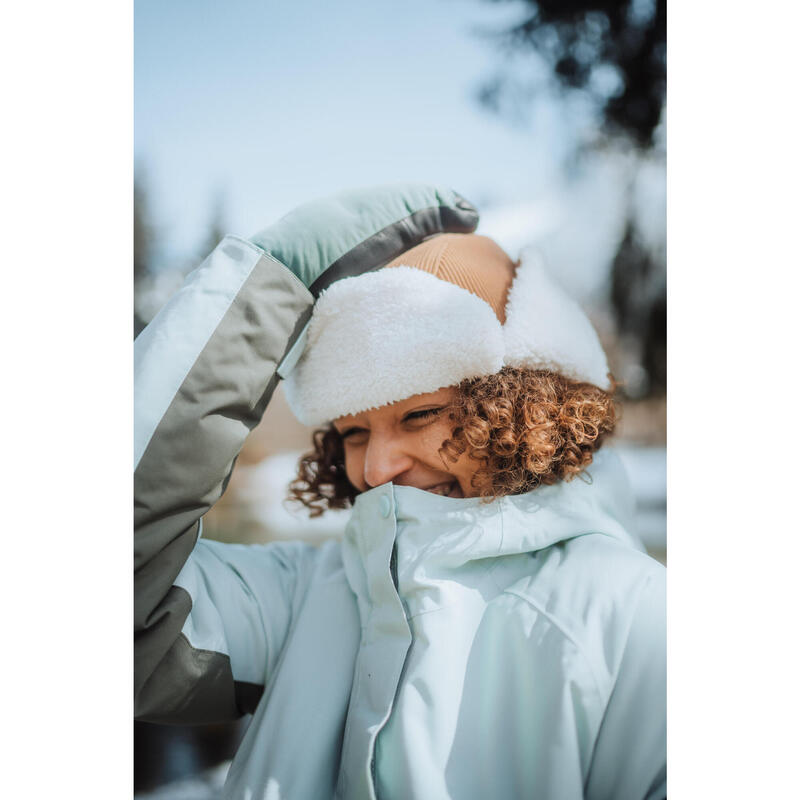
<box><xmin>502</xmin><ymin>534</ymin><xmax>665</xmax><ymax>694</ymax></box>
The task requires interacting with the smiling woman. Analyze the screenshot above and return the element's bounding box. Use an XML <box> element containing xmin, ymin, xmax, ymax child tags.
<box><xmin>291</xmin><ymin>368</ymin><xmax>617</xmax><ymax>515</ymax></box>
<box><xmin>134</xmin><ymin>183</ymin><xmax>665</xmax><ymax>800</ymax></box>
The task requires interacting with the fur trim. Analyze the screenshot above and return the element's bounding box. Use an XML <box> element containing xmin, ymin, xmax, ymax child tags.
<box><xmin>284</xmin><ymin>266</ymin><xmax>504</xmax><ymax>425</ymax></box>
<box><xmin>284</xmin><ymin>253</ymin><xmax>610</xmax><ymax>425</ymax></box>
<box><xmin>502</xmin><ymin>250</ymin><xmax>611</xmax><ymax>390</ymax></box>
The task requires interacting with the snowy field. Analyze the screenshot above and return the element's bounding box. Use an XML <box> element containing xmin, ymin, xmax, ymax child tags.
<box><xmin>613</xmin><ymin>445</ymin><xmax>667</xmax><ymax>556</ymax></box>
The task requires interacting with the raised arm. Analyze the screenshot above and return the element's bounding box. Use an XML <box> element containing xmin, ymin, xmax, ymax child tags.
<box><xmin>133</xmin><ymin>184</ymin><xmax>479</xmax><ymax>723</ymax></box>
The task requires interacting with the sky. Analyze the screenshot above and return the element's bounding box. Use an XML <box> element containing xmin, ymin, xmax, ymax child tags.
<box><xmin>134</xmin><ymin>0</ymin><xmax>589</xmax><ymax>263</ymax></box>
<box><xmin>135</xmin><ymin>0</ymin><xmax>666</xmax><ymax>317</ymax></box>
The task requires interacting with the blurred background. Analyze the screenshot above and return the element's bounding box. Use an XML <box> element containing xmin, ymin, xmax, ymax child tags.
<box><xmin>134</xmin><ymin>0</ymin><xmax>665</xmax><ymax>795</ymax></box>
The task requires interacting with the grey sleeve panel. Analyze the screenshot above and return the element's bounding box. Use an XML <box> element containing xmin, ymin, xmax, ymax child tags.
<box><xmin>134</xmin><ymin>238</ymin><xmax>313</xmax><ymax>723</ymax></box>
<box><xmin>307</xmin><ymin>195</ymin><xmax>479</xmax><ymax>296</ymax></box>
<box><xmin>134</xmin><ymin>582</ymin><xmax>240</xmax><ymax>723</ymax></box>
<box><xmin>135</xmin><ymin>539</ymin><xmax>319</xmax><ymax>724</ymax></box>
<box><xmin>173</xmin><ymin>539</ymin><xmax>319</xmax><ymax>687</ymax></box>
<box><xmin>584</xmin><ymin>568</ymin><xmax>667</xmax><ymax>800</ymax></box>
<box><xmin>134</xmin><ymin>243</ymin><xmax>312</xmax><ymax>552</ymax></box>
<box><xmin>135</xmin><ymin>629</ymin><xmax>240</xmax><ymax>724</ymax></box>
<box><xmin>134</xmin><ymin>237</ymin><xmax>267</xmax><ymax>471</ymax></box>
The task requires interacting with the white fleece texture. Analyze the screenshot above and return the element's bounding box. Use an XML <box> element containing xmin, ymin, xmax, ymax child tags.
<box><xmin>285</xmin><ymin>255</ymin><xmax>610</xmax><ymax>424</ymax></box>
<box><xmin>284</xmin><ymin>266</ymin><xmax>504</xmax><ymax>425</ymax></box>
<box><xmin>502</xmin><ymin>251</ymin><xmax>611</xmax><ymax>389</ymax></box>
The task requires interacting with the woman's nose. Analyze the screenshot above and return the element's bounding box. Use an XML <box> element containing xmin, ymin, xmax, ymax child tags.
<box><xmin>362</xmin><ymin>433</ymin><xmax>414</xmax><ymax>488</ymax></box>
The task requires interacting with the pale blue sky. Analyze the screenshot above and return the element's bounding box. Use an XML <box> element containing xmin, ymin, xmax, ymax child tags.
<box><xmin>134</xmin><ymin>0</ymin><xmax>583</xmax><ymax>268</ymax></box>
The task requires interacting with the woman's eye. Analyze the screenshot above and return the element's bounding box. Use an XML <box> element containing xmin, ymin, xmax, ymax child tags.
<box><xmin>404</xmin><ymin>407</ymin><xmax>443</xmax><ymax>424</ymax></box>
<box><xmin>340</xmin><ymin>428</ymin><xmax>368</xmax><ymax>444</ymax></box>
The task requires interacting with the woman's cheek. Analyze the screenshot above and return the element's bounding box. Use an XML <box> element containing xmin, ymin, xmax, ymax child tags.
<box><xmin>428</xmin><ymin>418</ymin><xmax>457</xmax><ymax>449</ymax></box>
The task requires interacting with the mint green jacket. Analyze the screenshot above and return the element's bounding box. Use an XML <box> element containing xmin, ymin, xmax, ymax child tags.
<box><xmin>135</xmin><ymin>232</ymin><xmax>666</xmax><ymax>800</ymax></box>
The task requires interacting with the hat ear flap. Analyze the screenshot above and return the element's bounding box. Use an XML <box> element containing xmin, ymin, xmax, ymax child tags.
<box><xmin>502</xmin><ymin>251</ymin><xmax>611</xmax><ymax>390</ymax></box>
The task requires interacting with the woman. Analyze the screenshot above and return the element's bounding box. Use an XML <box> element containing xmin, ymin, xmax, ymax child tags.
<box><xmin>134</xmin><ymin>183</ymin><xmax>666</xmax><ymax>800</ymax></box>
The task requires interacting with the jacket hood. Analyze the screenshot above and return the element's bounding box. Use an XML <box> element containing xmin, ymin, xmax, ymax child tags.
<box><xmin>345</xmin><ymin>447</ymin><xmax>640</xmax><ymax>572</ymax></box>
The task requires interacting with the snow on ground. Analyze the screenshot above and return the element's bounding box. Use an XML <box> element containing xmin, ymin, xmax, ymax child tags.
<box><xmin>613</xmin><ymin>444</ymin><xmax>667</xmax><ymax>552</ymax></box>
<box><xmin>238</xmin><ymin>451</ymin><xmax>351</xmax><ymax>542</ymax></box>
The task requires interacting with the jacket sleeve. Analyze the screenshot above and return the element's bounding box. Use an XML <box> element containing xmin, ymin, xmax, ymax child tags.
<box><xmin>134</xmin><ymin>235</ymin><xmax>314</xmax><ymax>723</ymax></box>
<box><xmin>584</xmin><ymin>568</ymin><xmax>667</xmax><ymax>800</ymax></box>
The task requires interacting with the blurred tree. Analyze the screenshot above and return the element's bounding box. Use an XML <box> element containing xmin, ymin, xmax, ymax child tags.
<box><xmin>476</xmin><ymin>0</ymin><xmax>665</xmax><ymax>146</ymax></box>
<box><xmin>475</xmin><ymin>0</ymin><xmax>666</xmax><ymax>396</ymax></box>
<box><xmin>134</xmin><ymin>165</ymin><xmax>156</xmax><ymax>338</ymax></box>
<box><xmin>199</xmin><ymin>188</ymin><xmax>228</xmax><ymax>258</ymax></box>
<box><xmin>133</xmin><ymin>181</ymin><xmax>229</xmax><ymax>340</ymax></box>
<box><xmin>611</xmin><ymin>217</ymin><xmax>666</xmax><ymax>394</ymax></box>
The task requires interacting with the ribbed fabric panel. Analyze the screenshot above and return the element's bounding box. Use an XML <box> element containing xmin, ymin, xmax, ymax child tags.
<box><xmin>386</xmin><ymin>233</ymin><xmax>515</xmax><ymax>323</ymax></box>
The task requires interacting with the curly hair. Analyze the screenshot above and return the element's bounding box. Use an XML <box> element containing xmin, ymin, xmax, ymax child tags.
<box><xmin>288</xmin><ymin>367</ymin><xmax>617</xmax><ymax>517</ymax></box>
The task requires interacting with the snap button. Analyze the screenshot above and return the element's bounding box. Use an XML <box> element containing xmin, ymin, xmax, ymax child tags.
<box><xmin>379</xmin><ymin>494</ymin><xmax>392</xmax><ymax>518</ymax></box>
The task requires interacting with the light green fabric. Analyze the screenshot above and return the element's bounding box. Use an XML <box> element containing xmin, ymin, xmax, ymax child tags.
<box><xmin>220</xmin><ymin>449</ymin><xmax>666</xmax><ymax>800</ymax></box>
<box><xmin>333</xmin><ymin>449</ymin><xmax>665</xmax><ymax>800</ymax></box>
<box><xmin>249</xmin><ymin>183</ymin><xmax>464</xmax><ymax>287</ymax></box>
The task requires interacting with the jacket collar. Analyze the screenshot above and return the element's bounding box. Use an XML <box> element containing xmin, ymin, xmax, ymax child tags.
<box><xmin>344</xmin><ymin>447</ymin><xmax>640</xmax><ymax>572</ymax></box>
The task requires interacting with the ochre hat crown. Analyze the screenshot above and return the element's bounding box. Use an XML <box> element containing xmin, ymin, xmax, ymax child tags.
<box><xmin>386</xmin><ymin>233</ymin><xmax>515</xmax><ymax>323</ymax></box>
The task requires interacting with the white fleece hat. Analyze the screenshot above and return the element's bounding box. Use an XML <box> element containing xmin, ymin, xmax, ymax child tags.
<box><xmin>282</xmin><ymin>234</ymin><xmax>610</xmax><ymax>426</ymax></box>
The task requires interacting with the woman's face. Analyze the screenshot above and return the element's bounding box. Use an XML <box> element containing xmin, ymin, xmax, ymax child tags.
<box><xmin>332</xmin><ymin>387</ymin><xmax>479</xmax><ymax>498</ymax></box>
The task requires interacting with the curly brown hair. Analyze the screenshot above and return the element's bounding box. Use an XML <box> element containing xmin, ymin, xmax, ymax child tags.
<box><xmin>288</xmin><ymin>367</ymin><xmax>617</xmax><ymax>517</ymax></box>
